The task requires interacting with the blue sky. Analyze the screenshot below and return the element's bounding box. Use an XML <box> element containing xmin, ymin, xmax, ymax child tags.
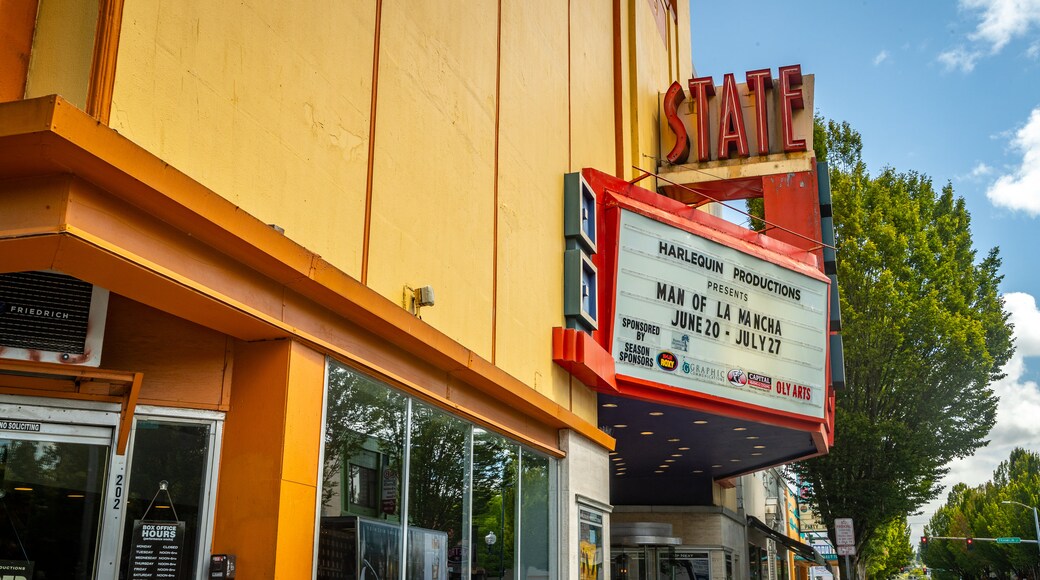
<box><xmin>690</xmin><ymin>0</ymin><xmax>1040</xmax><ymax>541</ymax></box>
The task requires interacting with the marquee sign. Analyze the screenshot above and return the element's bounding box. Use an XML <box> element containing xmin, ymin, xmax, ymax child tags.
<box><xmin>661</xmin><ymin>64</ymin><xmax>814</xmax><ymax>168</ymax></box>
<box><xmin>610</xmin><ymin>208</ymin><xmax>828</xmax><ymax>419</ymax></box>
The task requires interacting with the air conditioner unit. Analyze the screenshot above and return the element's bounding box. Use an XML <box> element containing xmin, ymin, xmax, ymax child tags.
<box><xmin>0</xmin><ymin>270</ymin><xmax>109</xmax><ymax>367</ymax></box>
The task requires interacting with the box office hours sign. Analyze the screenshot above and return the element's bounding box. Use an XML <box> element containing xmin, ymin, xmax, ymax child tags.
<box><xmin>129</xmin><ymin>521</ymin><xmax>186</xmax><ymax>579</ymax></box>
<box><xmin>611</xmin><ymin>209</ymin><xmax>828</xmax><ymax>419</ymax></box>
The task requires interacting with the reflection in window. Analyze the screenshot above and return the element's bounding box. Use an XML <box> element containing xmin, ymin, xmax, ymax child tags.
<box><xmin>473</xmin><ymin>428</ymin><xmax>517</xmax><ymax>580</ymax></box>
<box><xmin>521</xmin><ymin>451</ymin><xmax>551</xmax><ymax>579</ymax></box>
<box><xmin>318</xmin><ymin>360</ymin><xmax>557</xmax><ymax>580</ymax></box>
<box><xmin>407</xmin><ymin>401</ymin><xmax>467</xmax><ymax>579</ymax></box>
<box><xmin>321</xmin><ymin>364</ymin><xmax>406</xmax><ymax>521</ymax></box>
<box><xmin>0</xmin><ymin>439</ymin><xmax>108</xmax><ymax>580</ymax></box>
<box><xmin>348</xmin><ymin>459</ymin><xmax>377</xmax><ymax>510</ymax></box>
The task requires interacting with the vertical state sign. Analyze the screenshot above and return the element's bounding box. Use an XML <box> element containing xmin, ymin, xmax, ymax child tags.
<box><xmin>611</xmin><ymin>210</ymin><xmax>828</xmax><ymax>418</ymax></box>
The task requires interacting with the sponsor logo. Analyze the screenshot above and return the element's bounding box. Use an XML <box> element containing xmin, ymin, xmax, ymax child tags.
<box><xmin>747</xmin><ymin>372</ymin><xmax>772</xmax><ymax>390</ymax></box>
<box><xmin>657</xmin><ymin>352</ymin><xmax>678</xmax><ymax>371</ymax></box>
<box><xmin>670</xmin><ymin>333</ymin><xmax>690</xmax><ymax>352</ymax></box>
<box><xmin>727</xmin><ymin>369</ymin><xmax>747</xmax><ymax>387</ymax></box>
<box><xmin>681</xmin><ymin>360</ymin><xmax>729</xmax><ymax>383</ymax></box>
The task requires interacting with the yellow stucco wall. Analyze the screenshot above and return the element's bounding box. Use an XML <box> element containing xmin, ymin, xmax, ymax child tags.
<box><xmin>106</xmin><ymin>0</ymin><xmax>692</xmax><ymax>418</ymax></box>
<box><xmin>570</xmin><ymin>0</ymin><xmax>618</xmax><ymax>174</ymax></box>
<box><xmin>366</xmin><ymin>0</ymin><xmax>499</xmax><ymax>359</ymax></box>
<box><xmin>24</xmin><ymin>0</ymin><xmax>98</xmax><ymax>108</ymax></box>
<box><xmin>111</xmin><ymin>0</ymin><xmax>376</xmax><ymax>278</ymax></box>
<box><xmin>493</xmin><ymin>0</ymin><xmax>568</xmax><ymax>392</ymax></box>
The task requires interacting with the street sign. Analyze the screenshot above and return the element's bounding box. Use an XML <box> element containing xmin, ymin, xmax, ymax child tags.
<box><xmin>836</xmin><ymin>545</ymin><xmax>856</xmax><ymax>556</ymax></box>
<box><xmin>996</xmin><ymin>537</ymin><xmax>1022</xmax><ymax>544</ymax></box>
<box><xmin>835</xmin><ymin>518</ymin><xmax>855</xmax><ymax>546</ymax></box>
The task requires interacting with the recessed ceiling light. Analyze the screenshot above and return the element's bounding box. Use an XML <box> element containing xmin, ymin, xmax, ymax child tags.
<box><xmin>733</xmin><ymin>427</ymin><xmax>747</xmax><ymax>431</ymax></box>
<box><xmin>751</xmin><ymin>452</ymin><xmax>763</xmax><ymax>456</ymax></box>
<box><xmin>649</xmin><ymin>411</ymin><xmax>664</xmax><ymax>416</ymax></box>
<box><xmin>612</xmin><ymin>457</ymin><xmax>622</xmax><ymax>461</ymax></box>
<box><xmin>616</xmin><ymin>472</ymin><xmax>626</xmax><ymax>476</ymax></box>
<box><xmin>665</xmin><ymin>459</ymin><xmax>676</xmax><ymax>463</ymax></box>
<box><xmin>678</xmin><ymin>447</ymin><xmax>690</xmax><ymax>451</ymax></box>
<box><xmin>614</xmin><ymin>424</ymin><xmax>628</xmax><ymax>428</ymax></box>
<box><xmin>694</xmin><ymin>420</ymin><xmax>708</xmax><ymax>425</ymax></box>
<box><xmin>602</xmin><ymin>403</ymin><xmax>618</xmax><ymax>408</ymax></box>
<box><xmin>693</xmin><ymin>469</ymin><xmax>704</xmax><ymax>473</ymax></box>
<box><xmin>712</xmin><ymin>464</ymin><xmax>722</xmax><ymax>468</ymax></box>
<box><xmin>640</xmin><ymin>431</ymin><xmax>654</xmax><ymax>435</ymax></box>
<box><xmin>609</xmin><ymin>451</ymin><xmax>617</xmax><ymax>456</ymax></box>
<box><xmin>746</xmin><ymin>436</ymin><xmax>759</xmax><ymax>440</ymax></box>
<box><xmin>730</xmin><ymin>459</ymin><xmax>741</xmax><ymax>462</ymax></box>
<box><xmin>754</xmin><ymin>445</ymin><xmax>766</xmax><ymax>449</ymax></box>
<box><xmin>617</xmin><ymin>462</ymin><xmax>626</xmax><ymax>466</ymax></box>
<box><xmin>670</xmin><ymin>454</ymin><xmax>683</xmax><ymax>457</ymax></box>
<box><xmin>617</xmin><ymin>467</ymin><xmax>627</xmax><ymax>471</ymax></box>
<box><xmin>659</xmin><ymin>464</ymin><xmax>670</xmax><ymax>468</ymax></box>
<box><xmin>668</xmin><ymin>438</ymin><xmax>680</xmax><ymax>442</ymax></box>
<box><xmin>67</xmin><ymin>493</ymin><xmax>85</xmax><ymax>498</ymax></box>
<box><xmin>655</xmin><ymin>470</ymin><xmax>664</xmax><ymax>474</ymax></box>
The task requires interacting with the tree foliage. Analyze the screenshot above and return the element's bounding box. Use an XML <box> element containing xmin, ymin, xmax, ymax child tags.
<box><xmin>864</xmin><ymin>517</ymin><xmax>915</xmax><ymax>579</ymax></box>
<box><xmin>790</xmin><ymin>117</ymin><xmax>1015</xmax><ymax>579</ymax></box>
<box><xmin>923</xmin><ymin>449</ymin><xmax>1040</xmax><ymax>580</ymax></box>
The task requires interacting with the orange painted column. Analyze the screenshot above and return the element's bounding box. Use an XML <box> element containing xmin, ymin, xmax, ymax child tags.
<box><xmin>0</xmin><ymin>0</ymin><xmax>39</xmax><ymax>101</ymax></box>
<box><xmin>212</xmin><ymin>339</ymin><xmax>325</xmax><ymax>577</ymax></box>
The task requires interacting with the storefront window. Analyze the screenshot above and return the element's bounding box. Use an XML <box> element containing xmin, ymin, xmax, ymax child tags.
<box><xmin>748</xmin><ymin>545</ymin><xmax>762</xmax><ymax>580</ymax></box>
<box><xmin>321</xmin><ymin>363</ymin><xmax>407</xmax><ymax>521</ymax></box>
<box><xmin>0</xmin><ymin>437</ymin><xmax>108</xmax><ymax>579</ymax></box>
<box><xmin>319</xmin><ymin>364</ymin><xmax>408</xmax><ymax>579</ymax></box>
<box><xmin>407</xmin><ymin>401</ymin><xmax>468</xmax><ymax>579</ymax></box>
<box><xmin>473</xmin><ymin>428</ymin><xmax>517</xmax><ymax>580</ymax></box>
<box><xmin>520</xmin><ymin>450</ymin><xmax>550</xmax><ymax>579</ymax></box>
<box><xmin>318</xmin><ymin>360</ymin><xmax>557</xmax><ymax>580</ymax></box>
<box><xmin>118</xmin><ymin>419</ymin><xmax>212</xmax><ymax>579</ymax></box>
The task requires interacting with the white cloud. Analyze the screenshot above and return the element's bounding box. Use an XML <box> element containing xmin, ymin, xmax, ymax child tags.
<box><xmin>972</xmin><ymin>162</ymin><xmax>993</xmax><ymax>176</ymax></box>
<box><xmin>938</xmin><ymin>46</ymin><xmax>982</xmax><ymax>72</ymax></box>
<box><xmin>956</xmin><ymin>162</ymin><xmax>994</xmax><ymax>182</ymax></box>
<box><xmin>986</xmin><ymin>107</ymin><xmax>1040</xmax><ymax>214</ymax></box>
<box><xmin>1029</xmin><ymin>41</ymin><xmax>1040</xmax><ymax>59</ymax></box>
<box><xmin>938</xmin><ymin>0</ymin><xmax>1040</xmax><ymax>71</ymax></box>
<box><xmin>963</xmin><ymin>0</ymin><xmax>1040</xmax><ymax>53</ymax></box>
<box><xmin>873</xmin><ymin>50</ymin><xmax>890</xmax><ymax>66</ymax></box>
<box><xmin>911</xmin><ymin>292</ymin><xmax>1040</xmax><ymax>539</ymax></box>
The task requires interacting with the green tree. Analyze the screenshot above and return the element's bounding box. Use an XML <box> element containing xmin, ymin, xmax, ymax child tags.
<box><xmin>864</xmin><ymin>517</ymin><xmax>914</xmax><ymax>579</ymax></box>
<box><xmin>790</xmin><ymin>118</ymin><xmax>1015</xmax><ymax>580</ymax></box>
<box><xmin>923</xmin><ymin>449</ymin><xmax>1040</xmax><ymax>580</ymax></box>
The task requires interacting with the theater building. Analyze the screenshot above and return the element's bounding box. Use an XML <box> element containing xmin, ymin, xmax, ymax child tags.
<box><xmin>0</xmin><ymin>1</ymin><xmax>838</xmax><ymax>578</ymax></box>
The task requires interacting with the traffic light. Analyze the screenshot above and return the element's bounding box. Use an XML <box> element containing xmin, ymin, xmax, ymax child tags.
<box><xmin>966</xmin><ymin>537</ymin><xmax>975</xmax><ymax>550</ymax></box>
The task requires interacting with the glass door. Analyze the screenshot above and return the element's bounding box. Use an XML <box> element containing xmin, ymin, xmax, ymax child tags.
<box><xmin>611</xmin><ymin>547</ymin><xmax>650</xmax><ymax>580</ymax></box>
<box><xmin>0</xmin><ymin>412</ymin><xmax>114</xmax><ymax>579</ymax></box>
<box><xmin>116</xmin><ymin>410</ymin><xmax>222</xmax><ymax>580</ymax></box>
